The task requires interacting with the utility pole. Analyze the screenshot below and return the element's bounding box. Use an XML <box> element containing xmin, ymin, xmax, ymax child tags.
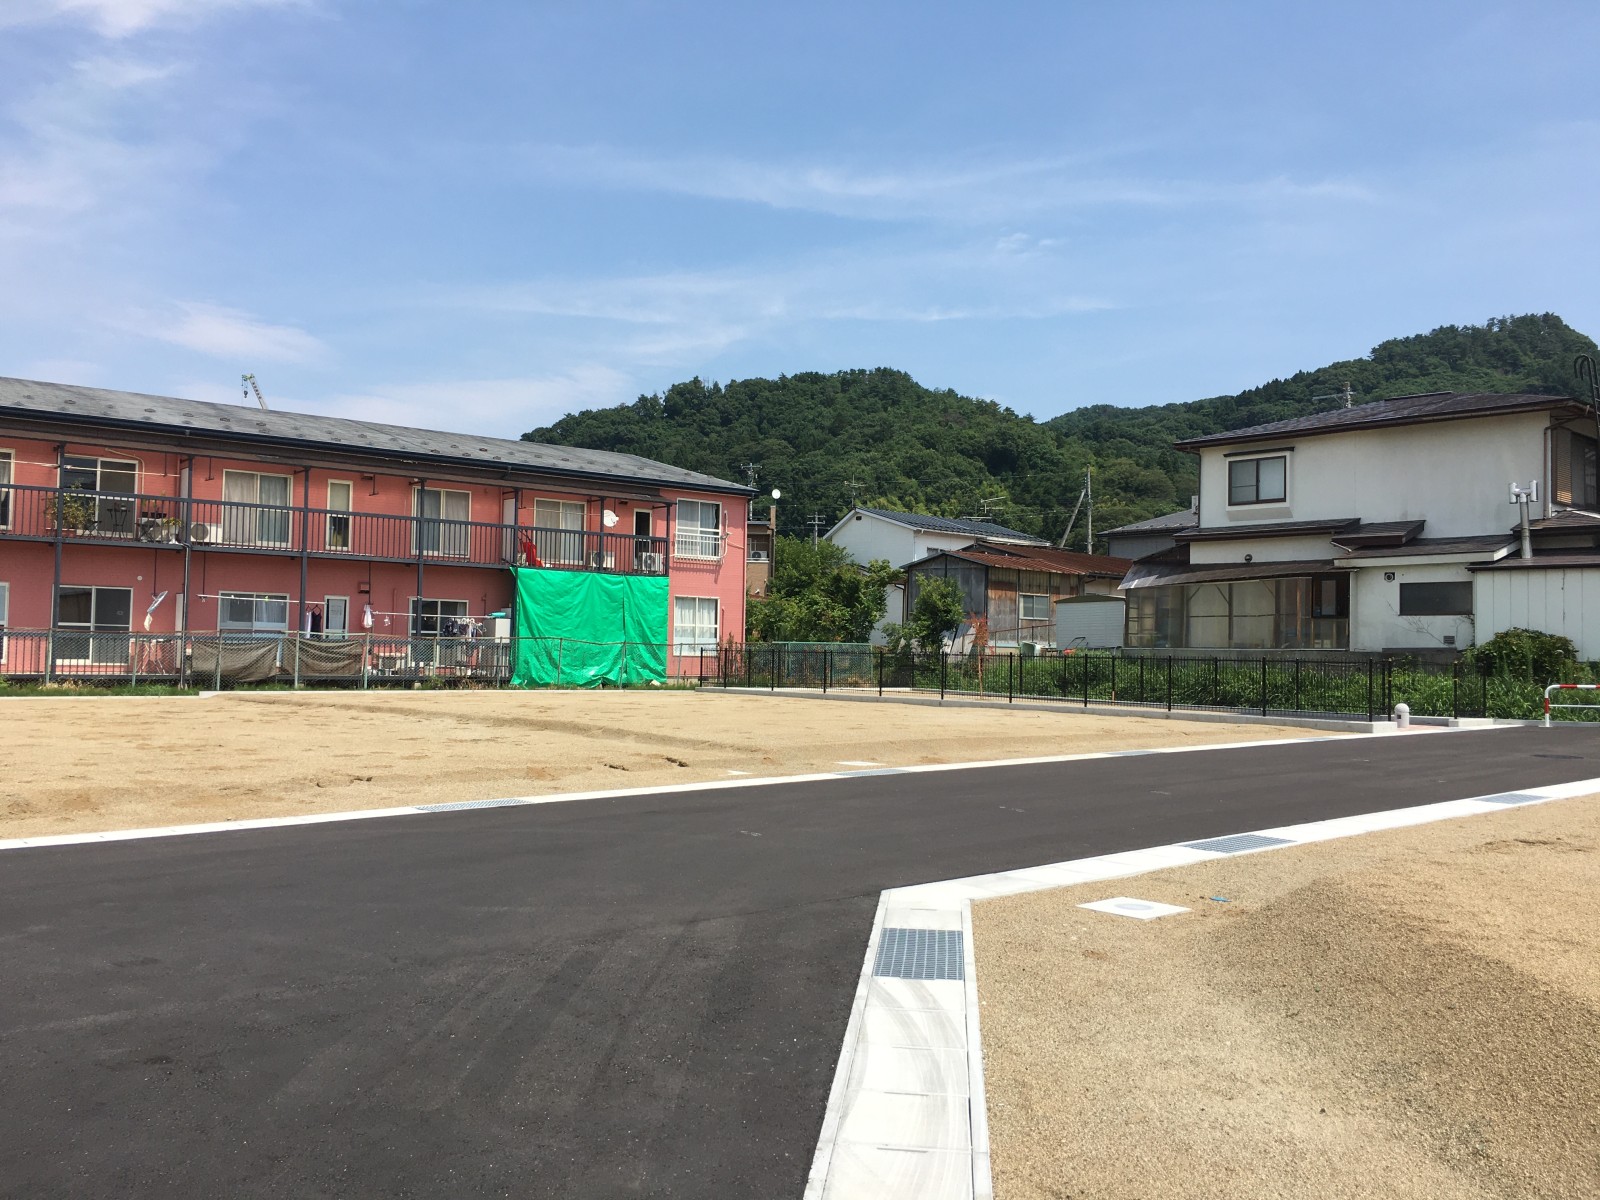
<box><xmin>741</xmin><ymin>462</ymin><xmax>760</xmax><ymax>488</ymax></box>
<box><xmin>845</xmin><ymin>479</ymin><xmax>863</xmax><ymax>506</ymax></box>
<box><xmin>1058</xmin><ymin>467</ymin><xmax>1093</xmax><ymax>551</ymax></box>
<box><xmin>807</xmin><ymin>513</ymin><xmax>827</xmax><ymax>547</ymax></box>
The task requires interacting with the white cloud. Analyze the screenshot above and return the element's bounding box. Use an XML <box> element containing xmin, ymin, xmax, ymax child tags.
<box><xmin>139</xmin><ymin>302</ymin><xmax>329</xmax><ymax>364</ymax></box>
<box><xmin>0</xmin><ymin>0</ymin><xmax>308</xmax><ymax>38</ymax></box>
<box><xmin>516</xmin><ymin>143</ymin><xmax>1379</xmax><ymax>224</ymax></box>
<box><xmin>314</xmin><ymin>368</ymin><xmax>638</xmax><ymax>439</ymax></box>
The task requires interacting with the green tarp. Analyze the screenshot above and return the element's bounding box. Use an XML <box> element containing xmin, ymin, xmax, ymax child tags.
<box><xmin>510</xmin><ymin>567</ymin><xmax>669</xmax><ymax>687</ymax></box>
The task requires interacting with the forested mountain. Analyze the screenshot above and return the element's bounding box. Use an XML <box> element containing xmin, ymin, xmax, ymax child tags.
<box><xmin>524</xmin><ymin>314</ymin><xmax>1597</xmax><ymax>548</ymax></box>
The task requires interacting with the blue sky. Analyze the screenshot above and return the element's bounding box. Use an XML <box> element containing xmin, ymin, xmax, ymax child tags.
<box><xmin>1</xmin><ymin>0</ymin><xmax>1596</xmax><ymax>439</ymax></box>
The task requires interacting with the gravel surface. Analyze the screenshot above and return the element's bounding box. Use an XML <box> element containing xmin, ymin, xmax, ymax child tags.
<box><xmin>974</xmin><ymin>793</ymin><xmax>1600</xmax><ymax>1200</ymax></box>
<box><xmin>0</xmin><ymin>690</ymin><xmax>1328</xmax><ymax>838</ymax></box>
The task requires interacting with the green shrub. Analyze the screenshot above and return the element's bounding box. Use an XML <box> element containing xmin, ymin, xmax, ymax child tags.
<box><xmin>1472</xmin><ymin>628</ymin><xmax>1577</xmax><ymax>682</ymax></box>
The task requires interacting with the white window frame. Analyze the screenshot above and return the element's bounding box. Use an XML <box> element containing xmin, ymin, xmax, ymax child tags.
<box><xmin>221</xmin><ymin>469</ymin><xmax>294</xmax><ymax>547</ymax></box>
<box><xmin>55</xmin><ymin>584</ymin><xmax>134</xmax><ymax>664</ymax></box>
<box><xmin>326</xmin><ymin>480</ymin><xmax>353</xmax><ymax>551</ymax></box>
<box><xmin>1019</xmin><ymin>592</ymin><xmax>1051</xmax><ymax>622</ymax></box>
<box><xmin>217</xmin><ymin>591</ymin><xmax>291</xmax><ymax>634</ymax></box>
<box><xmin>414</xmin><ymin>486</ymin><xmax>472</xmax><ymax>558</ymax></box>
<box><xmin>675</xmin><ymin>499</ymin><xmax>724</xmax><ymax>561</ymax></box>
<box><xmin>0</xmin><ymin>580</ymin><xmax>8</xmax><ymax>663</ymax></box>
<box><xmin>0</xmin><ymin>449</ymin><xmax>12</xmax><ymax>530</ymax></box>
<box><xmin>59</xmin><ymin>455</ymin><xmax>141</xmax><ymax>537</ymax></box>
<box><xmin>672</xmin><ymin>595</ymin><xmax>719</xmax><ymax>654</ymax></box>
<box><xmin>1226</xmin><ymin>454</ymin><xmax>1288</xmax><ymax>507</ymax></box>
<box><xmin>411</xmin><ymin>597</ymin><xmax>469</xmax><ymax>637</ymax></box>
<box><xmin>533</xmin><ymin>498</ymin><xmax>588</xmax><ymax>565</ymax></box>
<box><xmin>323</xmin><ymin>595</ymin><xmax>350</xmax><ymax>637</ymax></box>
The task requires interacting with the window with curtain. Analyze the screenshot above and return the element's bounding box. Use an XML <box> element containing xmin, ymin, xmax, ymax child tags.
<box><xmin>672</xmin><ymin>596</ymin><xmax>719</xmax><ymax>653</ymax></box>
<box><xmin>218</xmin><ymin>591</ymin><xmax>290</xmax><ymax>633</ymax></box>
<box><xmin>533</xmin><ymin>498</ymin><xmax>586</xmax><ymax>565</ymax></box>
<box><xmin>415</xmin><ymin>487</ymin><xmax>471</xmax><ymax>557</ymax></box>
<box><xmin>221</xmin><ymin>470</ymin><xmax>292</xmax><ymax>546</ymax></box>
<box><xmin>675</xmin><ymin>500</ymin><xmax>723</xmax><ymax>560</ymax></box>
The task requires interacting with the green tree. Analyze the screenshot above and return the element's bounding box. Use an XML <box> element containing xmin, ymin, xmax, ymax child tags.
<box><xmin>748</xmin><ymin>535</ymin><xmax>898</xmax><ymax>643</ymax></box>
<box><xmin>886</xmin><ymin>577</ymin><xmax>965</xmax><ymax>654</ymax></box>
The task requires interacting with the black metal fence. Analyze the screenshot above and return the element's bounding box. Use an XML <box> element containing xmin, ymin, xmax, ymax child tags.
<box><xmin>0</xmin><ymin>630</ymin><xmax>700</xmax><ymax>690</ymax></box>
<box><xmin>693</xmin><ymin>645</ymin><xmax>1552</xmax><ymax>722</ymax></box>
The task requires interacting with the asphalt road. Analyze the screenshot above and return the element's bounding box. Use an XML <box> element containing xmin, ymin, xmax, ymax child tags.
<box><xmin>2</xmin><ymin>727</ymin><xmax>1598</xmax><ymax>1198</ymax></box>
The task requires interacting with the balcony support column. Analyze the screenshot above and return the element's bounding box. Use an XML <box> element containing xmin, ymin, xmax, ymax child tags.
<box><xmin>414</xmin><ymin>477</ymin><xmax>427</xmax><ymax>637</ymax></box>
<box><xmin>180</xmin><ymin>456</ymin><xmax>193</xmax><ymax>687</ymax></box>
<box><xmin>48</xmin><ymin>444</ymin><xmax>64</xmax><ymax>682</ymax></box>
<box><xmin>298</xmin><ymin>467</ymin><xmax>311</xmax><ymax>635</ymax></box>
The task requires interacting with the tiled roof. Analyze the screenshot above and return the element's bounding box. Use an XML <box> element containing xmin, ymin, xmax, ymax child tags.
<box><xmin>851</xmin><ymin>507</ymin><xmax>1047</xmax><ymax>543</ymax></box>
<box><xmin>1175</xmin><ymin>392</ymin><xmax>1583</xmax><ymax>450</ymax></box>
<box><xmin>1102</xmin><ymin>508</ymin><xmax>1199</xmax><ymax>536</ymax></box>
<box><xmin>1177</xmin><ymin>517</ymin><xmax>1360</xmax><ymax>542</ymax></box>
<box><xmin>0</xmin><ymin>376</ymin><xmax>750</xmax><ymax>495</ymax></box>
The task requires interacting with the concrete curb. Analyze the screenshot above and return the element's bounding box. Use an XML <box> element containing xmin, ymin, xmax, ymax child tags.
<box><xmin>805</xmin><ymin>773</ymin><xmax>1600</xmax><ymax>1199</ymax></box>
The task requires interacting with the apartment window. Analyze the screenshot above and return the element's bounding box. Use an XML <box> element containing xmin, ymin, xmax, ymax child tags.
<box><xmin>0</xmin><ymin>449</ymin><xmax>11</xmax><ymax>528</ymax></box>
<box><xmin>0</xmin><ymin>580</ymin><xmax>8</xmax><ymax>663</ymax></box>
<box><xmin>221</xmin><ymin>470</ymin><xmax>292</xmax><ymax>546</ymax></box>
<box><xmin>1552</xmin><ymin>427</ymin><xmax>1599</xmax><ymax>509</ymax></box>
<box><xmin>1019</xmin><ymin>593</ymin><xmax>1051</xmax><ymax>622</ymax></box>
<box><xmin>56</xmin><ymin>585</ymin><xmax>133</xmax><ymax>664</ymax></box>
<box><xmin>1398</xmin><ymin>582</ymin><xmax>1472</xmax><ymax>616</ymax></box>
<box><xmin>218</xmin><ymin>591</ymin><xmax>290</xmax><ymax>633</ymax></box>
<box><xmin>415</xmin><ymin>487</ymin><xmax>471</xmax><ymax>558</ymax></box>
<box><xmin>533</xmin><ymin>498</ymin><xmax>587</xmax><ymax>565</ymax></box>
<box><xmin>1228</xmin><ymin>455</ymin><xmax>1287</xmax><ymax>505</ymax></box>
<box><xmin>675</xmin><ymin>500</ymin><xmax>723</xmax><ymax>560</ymax></box>
<box><xmin>412</xmin><ymin>598</ymin><xmax>468</xmax><ymax>637</ymax></box>
<box><xmin>672</xmin><ymin>596</ymin><xmax>719</xmax><ymax>653</ymax></box>
<box><xmin>326</xmin><ymin>481</ymin><xmax>353</xmax><ymax>550</ymax></box>
<box><xmin>60</xmin><ymin>455</ymin><xmax>140</xmax><ymax>536</ymax></box>
<box><xmin>324</xmin><ymin>596</ymin><xmax>350</xmax><ymax>637</ymax></box>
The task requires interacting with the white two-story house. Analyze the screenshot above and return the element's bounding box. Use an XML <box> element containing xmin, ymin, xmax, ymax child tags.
<box><xmin>1122</xmin><ymin>391</ymin><xmax>1600</xmax><ymax>656</ymax></box>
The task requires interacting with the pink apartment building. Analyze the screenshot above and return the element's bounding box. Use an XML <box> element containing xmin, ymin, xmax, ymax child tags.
<box><xmin>0</xmin><ymin>377</ymin><xmax>750</xmax><ymax>676</ymax></box>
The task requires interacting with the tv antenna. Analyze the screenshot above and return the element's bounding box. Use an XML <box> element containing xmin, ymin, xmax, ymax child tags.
<box><xmin>1312</xmin><ymin>381</ymin><xmax>1356</xmax><ymax>409</ymax></box>
<box><xmin>242</xmin><ymin>373</ymin><xmax>268</xmax><ymax>411</ymax></box>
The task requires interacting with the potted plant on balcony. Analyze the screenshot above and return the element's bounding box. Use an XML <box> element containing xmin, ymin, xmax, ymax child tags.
<box><xmin>45</xmin><ymin>488</ymin><xmax>96</xmax><ymax>535</ymax></box>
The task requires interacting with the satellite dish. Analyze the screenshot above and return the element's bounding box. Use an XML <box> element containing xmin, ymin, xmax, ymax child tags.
<box><xmin>602</xmin><ymin>509</ymin><xmax>619</xmax><ymax>528</ymax></box>
<box><xmin>771</xmin><ymin>488</ymin><xmax>782</xmax><ymax>500</ymax></box>
<box><xmin>146</xmin><ymin>590</ymin><xmax>170</xmax><ymax>615</ymax></box>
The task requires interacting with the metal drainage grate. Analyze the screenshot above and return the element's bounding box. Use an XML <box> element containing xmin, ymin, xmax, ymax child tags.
<box><xmin>1480</xmin><ymin>792</ymin><xmax>1547</xmax><ymax>806</ymax></box>
<box><xmin>1184</xmin><ymin>833</ymin><xmax>1295</xmax><ymax>854</ymax></box>
<box><xmin>416</xmin><ymin>798</ymin><xmax>528</xmax><ymax>813</ymax></box>
<box><xmin>873</xmin><ymin>928</ymin><xmax>965</xmax><ymax>981</ymax></box>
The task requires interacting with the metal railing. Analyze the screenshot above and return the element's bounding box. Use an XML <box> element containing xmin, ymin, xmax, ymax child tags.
<box><xmin>0</xmin><ymin>630</ymin><xmax>702</xmax><ymax>689</ymax></box>
<box><xmin>692</xmin><ymin>644</ymin><xmax>1561</xmax><ymax>722</ymax></box>
<box><xmin>0</xmin><ymin>484</ymin><xmax>669</xmax><ymax>575</ymax></box>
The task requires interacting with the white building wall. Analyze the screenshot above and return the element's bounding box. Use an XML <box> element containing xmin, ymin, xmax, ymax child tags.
<box><xmin>826</xmin><ymin>513</ymin><xmax>982</xmax><ymax>644</ymax></box>
<box><xmin>1475</xmin><ymin>568</ymin><xmax>1600</xmax><ymax>659</ymax></box>
<box><xmin>1195</xmin><ymin>413</ymin><xmax>1549</xmax><ymax>537</ymax></box>
<box><xmin>1189</xmin><ymin>535</ymin><xmax>1338</xmax><ymax>565</ymax></box>
<box><xmin>1349</xmin><ymin>563</ymin><xmax>1477</xmax><ymax>653</ymax></box>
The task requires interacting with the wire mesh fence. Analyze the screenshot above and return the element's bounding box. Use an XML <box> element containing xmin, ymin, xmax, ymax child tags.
<box><xmin>0</xmin><ymin>630</ymin><xmax>700</xmax><ymax>690</ymax></box>
<box><xmin>693</xmin><ymin>644</ymin><xmax>1591</xmax><ymax>722</ymax></box>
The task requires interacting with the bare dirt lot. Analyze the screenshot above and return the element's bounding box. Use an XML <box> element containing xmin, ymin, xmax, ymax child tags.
<box><xmin>974</xmin><ymin>793</ymin><xmax>1600</xmax><ymax>1200</ymax></box>
<box><xmin>1</xmin><ymin>691</ymin><xmax>1330</xmax><ymax>839</ymax></box>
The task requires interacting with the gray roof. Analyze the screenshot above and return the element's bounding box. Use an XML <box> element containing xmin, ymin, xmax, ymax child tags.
<box><xmin>1102</xmin><ymin>508</ymin><xmax>1199</xmax><ymax>536</ymax></box>
<box><xmin>0</xmin><ymin>376</ymin><xmax>750</xmax><ymax>495</ymax></box>
<box><xmin>1336</xmin><ymin>535</ymin><xmax>1515</xmax><ymax>560</ymax></box>
<box><xmin>1175</xmin><ymin>392</ymin><xmax>1583</xmax><ymax>450</ymax></box>
<box><xmin>1122</xmin><ymin>557</ymin><xmax>1349</xmax><ymax>589</ymax></box>
<box><xmin>851</xmin><ymin>507</ymin><xmax>1048</xmax><ymax>543</ymax></box>
<box><xmin>1177</xmin><ymin>517</ymin><xmax>1360</xmax><ymax>542</ymax></box>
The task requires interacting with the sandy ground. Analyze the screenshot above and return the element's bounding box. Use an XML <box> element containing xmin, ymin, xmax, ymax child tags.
<box><xmin>0</xmin><ymin>691</ymin><xmax>1328</xmax><ymax>839</ymax></box>
<box><xmin>974</xmin><ymin>794</ymin><xmax>1600</xmax><ymax>1200</ymax></box>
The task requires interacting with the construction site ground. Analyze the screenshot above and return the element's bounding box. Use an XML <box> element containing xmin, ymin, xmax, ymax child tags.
<box><xmin>0</xmin><ymin>689</ymin><xmax>1332</xmax><ymax>839</ymax></box>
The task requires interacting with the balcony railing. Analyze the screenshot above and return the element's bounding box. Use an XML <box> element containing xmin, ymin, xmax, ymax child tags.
<box><xmin>0</xmin><ymin>483</ymin><xmax>670</xmax><ymax>576</ymax></box>
<box><xmin>674</xmin><ymin>528</ymin><xmax>725</xmax><ymax>562</ymax></box>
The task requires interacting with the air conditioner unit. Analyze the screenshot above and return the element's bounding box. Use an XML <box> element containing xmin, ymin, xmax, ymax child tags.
<box><xmin>188</xmin><ymin>522</ymin><xmax>215</xmax><ymax>544</ymax></box>
<box><xmin>748</xmin><ymin>550</ymin><xmax>770</xmax><ymax>562</ymax></box>
<box><xmin>638</xmin><ymin>551</ymin><xmax>664</xmax><ymax>572</ymax></box>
